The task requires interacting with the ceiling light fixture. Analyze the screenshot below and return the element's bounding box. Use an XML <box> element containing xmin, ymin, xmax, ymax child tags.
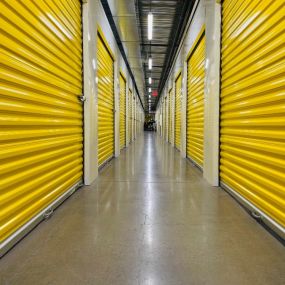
<box><xmin>149</xmin><ymin>87</ymin><xmax>151</xmax><ymax>92</ymax></box>
<box><xmin>149</xmin><ymin>77</ymin><xmax>152</xmax><ymax>84</ymax></box>
<box><xmin>148</xmin><ymin>56</ymin><xmax>152</xmax><ymax>70</ymax></box>
<box><xmin>148</xmin><ymin>13</ymin><xmax>153</xmax><ymax>40</ymax></box>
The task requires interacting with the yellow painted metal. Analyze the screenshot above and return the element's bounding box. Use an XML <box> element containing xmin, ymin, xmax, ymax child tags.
<box><xmin>97</xmin><ymin>34</ymin><xmax>114</xmax><ymax>166</ymax></box>
<box><xmin>175</xmin><ymin>73</ymin><xmax>182</xmax><ymax>149</ymax></box>
<box><xmin>220</xmin><ymin>0</ymin><xmax>285</xmax><ymax>228</ymax></box>
<box><xmin>128</xmin><ymin>89</ymin><xmax>132</xmax><ymax>143</ymax></box>
<box><xmin>162</xmin><ymin>100</ymin><xmax>165</xmax><ymax>138</ymax></box>
<box><xmin>186</xmin><ymin>31</ymin><xmax>205</xmax><ymax>167</ymax></box>
<box><xmin>0</xmin><ymin>0</ymin><xmax>83</xmax><ymax>242</ymax></box>
<box><xmin>165</xmin><ymin>97</ymin><xmax>168</xmax><ymax>140</ymax></box>
<box><xmin>119</xmin><ymin>73</ymin><xmax>126</xmax><ymax>149</ymax></box>
<box><xmin>168</xmin><ymin>89</ymin><xmax>173</xmax><ymax>143</ymax></box>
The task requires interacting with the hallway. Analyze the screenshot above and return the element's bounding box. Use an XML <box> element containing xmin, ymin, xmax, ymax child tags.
<box><xmin>0</xmin><ymin>133</ymin><xmax>284</xmax><ymax>285</ymax></box>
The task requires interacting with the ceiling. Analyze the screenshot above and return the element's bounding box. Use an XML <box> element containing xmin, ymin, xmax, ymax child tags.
<box><xmin>106</xmin><ymin>0</ymin><xmax>145</xmax><ymax>108</ymax></box>
<box><xmin>135</xmin><ymin>0</ymin><xmax>182</xmax><ymax>111</ymax></box>
<box><xmin>105</xmin><ymin>0</ymin><xmax>194</xmax><ymax>112</ymax></box>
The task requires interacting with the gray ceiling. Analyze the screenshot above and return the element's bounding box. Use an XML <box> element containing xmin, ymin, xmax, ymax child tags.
<box><xmin>135</xmin><ymin>0</ymin><xmax>182</xmax><ymax>111</ymax></box>
<box><xmin>106</xmin><ymin>0</ymin><xmax>194</xmax><ymax>112</ymax></box>
<box><xmin>107</xmin><ymin>0</ymin><xmax>145</xmax><ymax>107</ymax></box>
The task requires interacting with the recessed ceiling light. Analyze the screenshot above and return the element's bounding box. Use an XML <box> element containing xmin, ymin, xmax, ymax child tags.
<box><xmin>148</xmin><ymin>56</ymin><xmax>152</xmax><ymax>70</ymax></box>
<box><xmin>148</xmin><ymin>13</ymin><xmax>153</xmax><ymax>40</ymax></box>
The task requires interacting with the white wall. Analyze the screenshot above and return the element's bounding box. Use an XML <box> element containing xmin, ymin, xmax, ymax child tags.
<box><xmin>155</xmin><ymin>0</ymin><xmax>222</xmax><ymax>186</ymax></box>
<box><xmin>158</xmin><ymin>0</ymin><xmax>205</xmax><ymax>156</ymax></box>
<box><xmin>203</xmin><ymin>0</ymin><xmax>221</xmax><ymax>186</ymax></box>
<box><xmin>83</xmin><ymin>0</ymin><xmax>142</xmax><ymax>185</ymax></box>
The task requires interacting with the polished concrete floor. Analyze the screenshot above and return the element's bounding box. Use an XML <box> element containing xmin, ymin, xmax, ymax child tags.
<box><xmin>0</xmin><ymin>133</ymin><xmax>284</xmax><ymax>285</ymax></box>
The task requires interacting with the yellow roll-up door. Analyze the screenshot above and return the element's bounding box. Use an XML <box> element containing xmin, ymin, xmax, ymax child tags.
<box><xmin>175</xmin><ymin>73</ymin><xmax>182</xmax><ymax>149</ymax></box>
<box><xmin>186</xmin><ymin>30</ymin><xmax>205</xmax><ymax>168</ymax></box>
<box><xmin>128</xmin><ymin>89</ymin><xmax>132</xmax><ymax>143</ymax></box>
<box><xmin>0</xmin><ymin>0</ymin><xmax>83</xmax><ymax>243</ymax></box>
<box><xmin>168</xmin><ymin>89</ymin><xmax>172</xmax><ymax>143</ymax></box>
<box><xmin>97</xmin><ymin>33</ymin><xmax>114</xmax><ymax>166</ymax></box>
<box><xmin>169</xmin><ymin>88</ymin><xmax>174</xmax><ymax>143</ymax></box>
<box><xmin>136</xmin><ymin>102</ymin><xmax>139</xmax><ymax>136</ymax></box>
<box><xmin>119</xmin><ymin>73</ymin><xmax>126</xmax><ymax>149</ymax></box>
<box><xmin>220</xmin><ymin>0</ymin><xmax>285</xmax><ymax>229</ymax></box>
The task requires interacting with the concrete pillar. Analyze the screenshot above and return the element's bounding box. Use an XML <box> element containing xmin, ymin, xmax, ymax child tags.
<box><xmin>82</xmin><ymin>0</ymin><xmax>99</xmax><ymax>185</ymax></box>
<box><xmin>203</xmin><ymin>0</ymin><xmax>221</xmax><ymax>186</ymax></box>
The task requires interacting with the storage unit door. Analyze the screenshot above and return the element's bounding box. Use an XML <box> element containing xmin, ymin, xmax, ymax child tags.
<box><xmin>187</xmin><ymin>32</ymin><xmax>205</xmax><ymax>168</ymax></box>
<box><xmin>1</xmin><ymin>0</ymin><xmax>83</xmax><ymax>244</ymax></box>
<box><xmin>119</xmin><ymin>74</ymin><xmax>126</xmax><ymax>149</ymax></box>
<box><xmin>175</xmin><ymin>74</ymin><xmax>182</xmax><ymax>149</ymax></box>
<box><xmin>168</xmin><ymin>91</ymin><xmax>172</xmax><ymax>142</ymax></box>
<box><xmin>220</xmin><ymin>0</ymin><xmax>285</xmax><ymax>229</ymax></box>
<box><xmin>128</xmin><ymin>89</ymin><xmax>132</xmax><ymax>143</ymax></box>
<box><xmin>170</xmin><ymin>89</ymin><xmax>174</xmax><ymax>144</ymax></box>
<box><xmin>97</xmin><ymin>35</ymin><xmax>114</xmax><ymax>166</ymax></box>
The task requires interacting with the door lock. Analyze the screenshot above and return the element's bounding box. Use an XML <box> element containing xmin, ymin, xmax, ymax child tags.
<box><xmin>78</xmin><ymin>95</ymin><xmax>86</xmax><ymax>102</ymax></box>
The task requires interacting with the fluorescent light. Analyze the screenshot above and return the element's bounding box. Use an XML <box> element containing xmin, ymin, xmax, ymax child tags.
<box><xmin>148</xmin><ymin>13</ymin><xmax>153</xmax><ymax>40</ymax></box>
<box><xmin>149</xmin><ymin>87</ymin><xmax>151</xmax><ymax>92</ymax></box>
<box><xmin>149</xmin><ymin>95</ymin><xmax>151</xmax><ymax>98</ymax></box>
<box><xmin>149</xmin><ymin>77</ymin><xmax>152</xmax><ymax>84</ymax></box>
<box><xmin>148</xmin><ymin>56</ymin><xmax>152</xmax><ymax>70</ymax></box>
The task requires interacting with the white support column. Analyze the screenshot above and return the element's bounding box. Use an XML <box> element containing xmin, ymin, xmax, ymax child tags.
<box><xmin>114</xmin><ymin>58</ymin><xmax>120</xmax><ymax>157</ymax></box>
<box><xmin>161</xmin><ymin>99</ymin><xmax>163</xmax><ymax>139</ymax></box>
<box><xmin>82</xmin><ymin>0</ymin><xmax>98</xmax><ymax>185</ymax></box>
<box><xmin>203</xmin><ymin>0</ymin><xmax>221</xmax><ymax>186</ymax></box>
<box><xmin>126</xmin><ymin>83</ymin><xmax>130</xmax><ymax>147</ymax></box>
<box><xmin>159</xmin><ymin>112</ymin><xmax>162</xmax><ymax>136</ymax></box>
<box><xmin>166</xmin><ymin>93</ymin><xmax>169</xmax><ymax>142</ymax></box>
<box><xmin>132</xmin><ymin>95</ymin><xmax>135</xmax><ymax>142</ymax></box>
<box><xmin>134</xmin><ymin>100</ymin><xmax>136</xmax><ymax>140</ymax></box>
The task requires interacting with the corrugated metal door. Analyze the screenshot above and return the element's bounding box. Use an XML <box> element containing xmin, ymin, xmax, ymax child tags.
<box><xmin>168</xmin><ymin>90</ymin><xmax>172</xmax><ymax>143</ymax></box>
<box><xmin>187</xmin><ymin>31</ymin><xmax>205</xmax><ymax>168</ymax></box>
<box><xmin>128</xmin><ymin>89</ymin><xmax>132</xmax><ymax>143</ymax></box>
<box><xmin>175</xmin><ymin>73</ymin><xmax>182</xmax><ymax>149</ymax></box>
<box><xmin>119</xmin><ymin>73</ymin><xmax>126</xmax><ymax>149</ymax></box>
<box><xmin>136</xmin><ymin>102</ymin><xmax>139</xmax><ymax>136</ymax></box>
<box><xmin>1</xmin><ymin>0</ymin><xmax>83</xmax><ymax>243</ymax></box>
<box><xmin>170</xmin><ymin>89</ymin><xmax>174</xmax><ymax>144</ymax></box>
<box><xmin>220</xmin><ymin>0</ymin><xmax>285</xmax><ymax>229</ymax></box>
<box><xmin>97</xmin><ymin>34</ymin><xmax>114</xmax><ymax>166</ymax></box>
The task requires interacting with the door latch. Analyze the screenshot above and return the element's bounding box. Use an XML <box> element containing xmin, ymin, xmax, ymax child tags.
<box><xmin>78</xmin><ymin>95</ymin><xmax>86</xmax><ymax>102</ymax></box>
